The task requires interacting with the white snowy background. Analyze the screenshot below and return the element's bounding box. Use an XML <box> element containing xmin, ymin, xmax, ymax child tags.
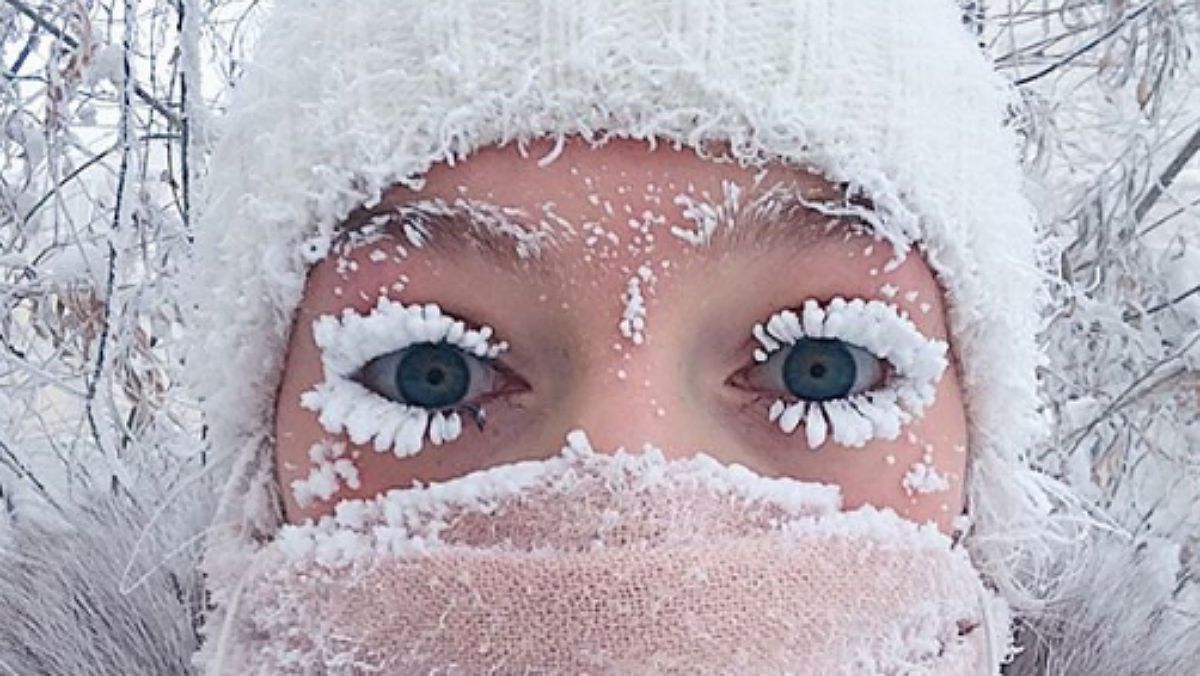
<box><xmin>0</xmin><ymin>0</ymin><xmax>1197</xmax><ymax>666</ymax></box>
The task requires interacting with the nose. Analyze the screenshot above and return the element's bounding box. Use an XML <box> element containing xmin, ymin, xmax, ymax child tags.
<box><xmin>565</xmin><ymin>377</ymin><xmax>682</xmax><ymax>457</ymax></box>
<box><xmin>559</xmin><ymin>348</ymin><xmax>756</xmax><ymax>469</ymax></box>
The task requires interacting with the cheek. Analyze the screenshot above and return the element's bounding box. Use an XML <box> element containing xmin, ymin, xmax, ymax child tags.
<box><xmin>723</xmin><ymin>361</ymin><xmax>968</xmax><ymax>533</ymax></box>
<box><xmin>837</xmin><ymin>368</ymin><xmax>969</xmax><ymax>531</ymax></box>
<box><xmin>273</xmin><ymin>319</ymin><xmax>332</xmax><ymax>521</ymax></box>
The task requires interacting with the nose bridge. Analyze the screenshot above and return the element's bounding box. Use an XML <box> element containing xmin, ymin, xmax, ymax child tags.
<box><xmin>565</xmin><ymin>334</ymin><xmax>711</xmax><ymax>460</ymax></box>
<box><xmin>568</xmin><ymin>371</ymin><xmax>669</xmax><ymax>456</ymax></box>
<box><xmin>551</xmin><ymin>220</ymin><xmax>719</xmax><ymax>461</ymax></box>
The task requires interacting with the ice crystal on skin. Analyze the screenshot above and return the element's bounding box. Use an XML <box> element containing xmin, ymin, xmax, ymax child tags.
<box><xmin>339</xmin><ymin>197</ymin><xmax>552</xmax><ymax>262</ymax></box>
<box><xmin>619</xmin><ymin>274</ymin><xmax>648</xmax><ymax>346</ymax></box>
<box><xmin>902</xmin><ymin>462</ymin><xmax>951</xmax><ymax>496</ymax></box>
<box><xmin>300</xmin><ymin>297</ymin><xmax>507</xmax><ymax>458</ymax></box>
<box><xmin>277</xmin><ymin>428</ymin><xmax>849</xmax><ymax>566</ymax></box>
<box><xmin>752</xmin><ymin>298</ymin><xmax>948</xmax><ymax>450</ymax></box>
<box><xmin>291</xmin><ymin>441</ymin><xmax>362</xmax><ymax>508</ymax></box>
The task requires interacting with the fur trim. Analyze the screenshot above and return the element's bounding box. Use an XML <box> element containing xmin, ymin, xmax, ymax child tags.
<box><xmin>1006</xmin><ymin>529</ymin><xmax>1200</xmax><ymax>675</ymax></box>
<box><xmin>0</xmin><ymin>487</ymin><xmax>212</xmax><ymax>676</ymax></box>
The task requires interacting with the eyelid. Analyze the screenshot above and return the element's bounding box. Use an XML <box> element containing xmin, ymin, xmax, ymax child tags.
<box><xmin>750</xmin><ymin>297</ymin><xmax>945</xmax><ymax>379</ymax></box>
<box><xmin>311</xmin><ymin>297</ymin><xmax>509</xmax><ymax>380</ymax></box>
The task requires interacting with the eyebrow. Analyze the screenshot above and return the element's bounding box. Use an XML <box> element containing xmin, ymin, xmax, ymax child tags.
<box><xmin>335</xmin><ymin>188</ymin><xmax>874</xmax><ymax>271</ymax></box>
<box><xmin>717</xmin><ymin>186</ymin><xmax>874</xmax><ymax>253</ymax></box>
<box><xmin>338</xmin><ymin>197</ymin><xmax>553</xmax><ymax>274</ymax></box>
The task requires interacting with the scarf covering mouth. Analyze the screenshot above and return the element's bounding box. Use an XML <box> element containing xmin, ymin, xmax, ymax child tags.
<box><xmin>207</xmin><ymin>445</ymin><xmax>1009</xmax><ymax>675</ymax></box>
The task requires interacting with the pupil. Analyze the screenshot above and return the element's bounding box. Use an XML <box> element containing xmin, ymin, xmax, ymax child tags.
<box><xmin>782</xmin><ymin>338</ymin><xmax>857</xmax><ymax>402</ymax></box>
<box><xmin>396</xmin><ymin>344</ymin><xmax>470</xmax><ymax>409</ymax></box>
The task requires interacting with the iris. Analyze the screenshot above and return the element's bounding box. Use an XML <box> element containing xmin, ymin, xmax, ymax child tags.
<box><xmin>782</xmin><ymin>338</ymin><xmax>858</xmax><ymax>401</ymax></box>
<box><xmin>394</xmin><ymin>343</ymin><xmax>470</xmax><ymax>409</ymax></box>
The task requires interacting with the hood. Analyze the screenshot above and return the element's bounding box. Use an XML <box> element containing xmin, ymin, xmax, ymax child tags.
<box><xmin>187</xmin><ymin>3</ymin><xmax>1062</xmax><ymax>658</ymax></box>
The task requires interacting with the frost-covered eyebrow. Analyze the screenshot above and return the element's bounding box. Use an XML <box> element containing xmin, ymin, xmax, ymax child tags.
<box><xmin>713</xmin><ymin>190</ymin><xmax>869</xmax><ymax>254</ymax></box>
<box><xmin>339</xmin><ymin>199</ymin><xmax>551</xmax><ymax>273</ymax></box>
<box><xmin>337</xmin><ymin>191</ymin><xmax>868</xmax><ymax>270</ymax></box>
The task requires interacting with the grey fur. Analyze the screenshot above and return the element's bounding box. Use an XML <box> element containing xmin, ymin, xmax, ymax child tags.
<box><xmin>0</xmin><ymin>489</ymin><xmax>211</xmax><ymax>676</ymax></box>
<box><xmin>1006</xmin><ymin>531</ymin><xmax>1200</xmax><ymax>675</ymax></box>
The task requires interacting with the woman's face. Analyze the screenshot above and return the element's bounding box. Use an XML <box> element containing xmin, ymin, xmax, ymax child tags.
<box><xmin>274</xmin><ymin>138</ymin><xmax>970</xmax><ymax>532</ymax></box>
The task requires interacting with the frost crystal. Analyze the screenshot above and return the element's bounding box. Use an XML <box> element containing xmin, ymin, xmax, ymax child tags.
<box><xmin>667</xmin><ymin>180</ymin><xmax>745</xmax><ymax>246</ymax></box>
<box><xmin>902</xmin><ymin>462</ymin><xmax>951</xmax><ymax>496</ymax></box>
<box><xmin>619</xmin><ymin>274</ymin><xmax>648</xmax><ymax>346</ymax></box>
<box><xmin>291</xmin><ymin>441</ymin><xmax>362</xmax><ymax>508</ymax></box>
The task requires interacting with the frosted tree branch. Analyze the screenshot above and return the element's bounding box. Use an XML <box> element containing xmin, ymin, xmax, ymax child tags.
<box><xmin>3</xmin><ymin>0</ymin><xmax>180</xmax><ymax>127</ymax></box>
<box><xmin>1135</xmin><ymin>123</ymin><xmax>1200</xmax><ymax>223</ymax></box>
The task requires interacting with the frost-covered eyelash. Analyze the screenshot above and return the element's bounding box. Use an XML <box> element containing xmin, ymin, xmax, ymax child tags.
<box><xmin>299</xmin><ymin>297</ymin><xmax>509</xmax><ymax>457</ymax></box>
<box><xmin>752</xmin><ymin>297</ymin><xmax>947</xmax><ymax>450</ymax></box>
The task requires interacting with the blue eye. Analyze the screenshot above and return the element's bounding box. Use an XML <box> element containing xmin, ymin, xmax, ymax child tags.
<box><xmin>396</xmin><ymin>344</ymin><xmax>469</xmax><ymax>408</ymax></box>
<box><xmin>784</xmin><ymin>338</ymin><xmax>865</xmax><ymax>401</ymax></box>
<box><xmin>742</xmin><ymin>337</ymin><xmax>885</xmax><ymax>402</ymax></box>
<box><xmin>357</xmin><ymin>342</ymin><xmax>499</xmax><ymax>410</ymax></box>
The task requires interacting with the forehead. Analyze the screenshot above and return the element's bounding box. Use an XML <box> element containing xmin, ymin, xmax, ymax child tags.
<box><xmin>413</xmin><ymin>137</ymin><xmax>834</xmax><ymax>205</ymax></box>
<box><xmin>306</xmin><ymin>136</ymin><xmax>950</xmax><ymax>371</ymax></box>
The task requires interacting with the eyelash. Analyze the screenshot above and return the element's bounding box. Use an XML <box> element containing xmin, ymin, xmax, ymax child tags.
<box><xmin>735</xmin><ymin>297</ymin><xmax>948</xmax><ymax>450</ymax></box>
<box><xmin>300</xmin><ymin>298</ymin><xmax>516</xmax><ymax>458</ymax></box>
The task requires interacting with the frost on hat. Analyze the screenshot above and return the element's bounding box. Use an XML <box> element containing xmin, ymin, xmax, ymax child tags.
<box><xmin>190</xmin><ymin>0</ymin><xmax>1058</xmax><ymax>661</ymax></box>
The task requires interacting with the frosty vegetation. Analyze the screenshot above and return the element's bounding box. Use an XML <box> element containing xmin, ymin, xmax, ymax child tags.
<box><xmin>0</xmin><ymin>0</ymin><xmax>1197</xmax><ymax>668</ymax></box>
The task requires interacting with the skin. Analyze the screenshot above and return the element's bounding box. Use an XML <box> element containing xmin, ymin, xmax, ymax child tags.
<box><xmin>275</xmin><ymin>137</ymin><xmax>970</xmax><ymax>532</ymax></box>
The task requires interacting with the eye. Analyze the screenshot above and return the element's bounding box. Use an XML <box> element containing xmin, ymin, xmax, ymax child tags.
<box><xmin>732</xmin><ymin>298</ymin><xmax>949</xmax><ymax>450</ymax></box>
<box><xmin>300</xmin><ymin>298</ymin><xmax>522</xmax><ymax>458</ymax></box>
<box><xmin>741</xmin><ymin>337</ymin><xmax>886</xmax><ymax>402</ymax></box>
<box><xmin>356</xmin><ymin>342</ymin><xmax>501</xmax><ymax>410</ymax></box>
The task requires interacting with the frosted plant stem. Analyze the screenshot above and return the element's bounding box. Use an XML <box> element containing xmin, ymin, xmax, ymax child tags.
<box><xmin>1</xmin><ymin>0</ymin><xmax>181</xmax><ymax>127</ymax></box>
<box><xmin>1013</xmin><ymin>2</ymin><xmax>1155</xmax><ymax>86</ymax></box>
<box><xmin>86</xmin><ymin>0</ymin><xmax>137</xmax><ymax>476</ymax></box>
<box><xmin>1134</xmin><ymin>124</ymin><xmax>1200</xmax><ymax>224</ymax></box>
<box><xmin>0</xmin><ymin>438</ymin><xmax>63</xmax><ymax>513</ymax></box>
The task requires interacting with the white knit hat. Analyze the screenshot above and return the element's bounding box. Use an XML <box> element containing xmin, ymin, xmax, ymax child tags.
<box><xmin>191</xmin><ymin>0</ymin><xmax>1057</xmax><ymax>661</ymax></box>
